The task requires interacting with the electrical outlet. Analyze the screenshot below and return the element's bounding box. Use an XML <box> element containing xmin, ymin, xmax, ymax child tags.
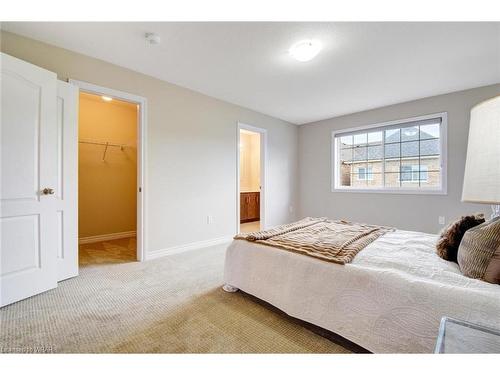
<box><xmin>438</xmin><ymin>216</ymin><xmax>445</xmax><ymax>225</ymax></box>
<box><xmin>207</xmin><ymin>215</ymin><xmax>213</xmax><ymax>224</ymax></box>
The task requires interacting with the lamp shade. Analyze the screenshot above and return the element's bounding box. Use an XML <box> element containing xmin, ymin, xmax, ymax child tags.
<box><xmin>462</xmin><ymin>95</ymin><xmax>500</xmax><ymax>204</ymax></box>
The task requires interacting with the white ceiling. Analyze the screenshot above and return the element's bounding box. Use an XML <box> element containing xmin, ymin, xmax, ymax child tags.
<box><xmin>3</xmin><ymin>22</ymin><xmax>499</xmax><ymax>124</ymax></box>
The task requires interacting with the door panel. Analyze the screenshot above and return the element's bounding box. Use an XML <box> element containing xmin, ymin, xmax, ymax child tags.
<box><xmin>1</xmin><ymin>72</ymin><xmax>40</xmax><ymax>201</ymax></box>
<box><xmin>249</xmin><ymin>193</ymin><xmax>260</xmax><ymax>220</ymax></box>
<box><xmin>56</xmin><ymin>81</ymin><xmax>79</xmax><ymax>281</ymax></box>
<box><xmin>256</xmin><ymin>193</ymin><xmax>260</xmax><ymax>218</ymax></box>
<box><xmin>240</xmin><ymin>193</ymin><xmax>248</xmax><ymax>222</ymax></box>
<box><xmin>246</xmin><ymin>194</ymin><xmax>255</xmax><ymax>220</ymax></box>
<box><xmin>1</xmin><ymin>53</ymin><xmax>58</xmax><ymax>307</ymax></box>
<box><xmin>0</xmin><ymin>215</ymin><xmax>40</xmax><ymax>276</ymax></box>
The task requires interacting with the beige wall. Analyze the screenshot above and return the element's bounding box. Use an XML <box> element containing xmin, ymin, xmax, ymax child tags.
<box><xmin>1</xmin><ymin>31</ymin><xmax>298</xmax><ymax>255</ymax></box>
<box><xmin>78</xmin><ymin>93</ymin><xmax>137</xmax><ymax>238</ymax></box>
<box><xmin>239</xmin><ymin>131</ymin><xmax>260</xmax><ymax>192</ymax></box>
<box><xmin>299</xmin><ymin>84</ymin><xmax>500</xmax><ymax>234</ymax></box>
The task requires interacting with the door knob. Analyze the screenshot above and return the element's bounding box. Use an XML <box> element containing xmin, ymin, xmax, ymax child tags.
<box><xmin>41</xmin><ymin>188</ymin><xmax>55</xmax><ymax>195</ymax></box>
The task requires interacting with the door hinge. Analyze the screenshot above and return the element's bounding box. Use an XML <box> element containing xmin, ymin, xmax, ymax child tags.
<box><xmin>139</xmin><ymin>187</ymin><xmax>142</xmax><ymax>193</ymax></box>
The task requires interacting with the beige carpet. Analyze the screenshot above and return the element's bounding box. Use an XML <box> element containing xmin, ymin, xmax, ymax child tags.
<box><xmin>240</xmin><ymin>221</ymin><xmax>261</xmax><ymax>233</ymax></box>
<box><xmin>79</xmin><ymin>237</ymin><xmax>137</xmax><ymax>265</ymax></box>
<box><xmin>0</xmin><ymin>238</ymin><xmax>350</xmax><ymax>353</ymax></box>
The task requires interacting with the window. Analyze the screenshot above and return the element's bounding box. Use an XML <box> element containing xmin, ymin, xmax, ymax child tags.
<box><xmin>400</xmin><ymin>165</ymin><xmax>428</xmax><ymax>182</ymax></box>
<box><xmin>332</xmin><ymin>113</ymin><xmax>446</xmax><ymax>194</ymax></box>
<box><xmin>357</xmin><ymin>167</ymin><xmax>373</xmax><ymax>180</ymax></box>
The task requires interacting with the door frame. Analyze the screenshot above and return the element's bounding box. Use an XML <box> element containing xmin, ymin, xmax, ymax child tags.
<box><xmin>236</xmin><ymin>122</ymin><xmax>267</xmax><ymax>233</ymax></box>
<box><xmin>69</xmin><ymin>79</ymin><xmax>147</xmax><ymax>262</ymax></box>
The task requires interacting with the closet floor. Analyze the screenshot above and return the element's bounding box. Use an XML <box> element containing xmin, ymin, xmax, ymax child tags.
<box><xmin>79</xmin><ymin>237</ymin><xmax>136</xmax><ymax>265</ymax></box>
<box><xmin>240</xmin><ymin>221</ymin><xmax>260</xmax><ymax>233</ymax></box>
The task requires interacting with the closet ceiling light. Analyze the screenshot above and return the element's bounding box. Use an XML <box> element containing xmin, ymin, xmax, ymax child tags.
<box><xmin>101</xmin><ymin>96</ymin><xmax>113</xmax><ymax>102</ymax></box>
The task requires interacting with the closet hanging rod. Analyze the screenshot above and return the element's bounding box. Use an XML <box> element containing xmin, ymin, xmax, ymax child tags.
<box><xmin>79</xmin><ymin>140</ymin><xmax>128</xmax><ymax>148</ymax></box>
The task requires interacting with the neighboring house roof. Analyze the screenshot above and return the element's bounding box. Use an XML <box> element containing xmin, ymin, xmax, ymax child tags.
<box><xmin>341</xmin><ymin>128</ymin><xmax>440</xmax><ymax>162</ymax></box>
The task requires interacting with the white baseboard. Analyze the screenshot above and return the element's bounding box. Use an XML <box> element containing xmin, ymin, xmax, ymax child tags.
<box><xmin>147</xmin><ymin>235</ymin><xmax>233</xmax><ymax>260</ymax></box>
<box><xmin>79</xmin><ymin>231</ymin><xmax>136</xmax><ymax>244</ymax></box>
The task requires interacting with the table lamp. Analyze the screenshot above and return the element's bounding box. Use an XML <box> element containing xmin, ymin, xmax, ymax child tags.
<box><xmin>462</xmin><ymin>95</ymin><xmax>500</xmax><ymax>219</ymax></box>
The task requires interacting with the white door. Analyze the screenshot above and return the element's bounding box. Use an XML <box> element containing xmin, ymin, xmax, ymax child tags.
<box><xmin>1</xmin><ymin>53</ymin><xmax>58</xmax><ymax>307</ymax></box>
<box><xmin>56</xmin><ymin>81</ymin><xmax>79</xmax><ymax>281</ymax></box>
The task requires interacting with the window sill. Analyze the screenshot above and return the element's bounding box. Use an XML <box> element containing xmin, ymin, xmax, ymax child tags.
<box><xmin>332</xmin><ymin>187</ymin><xmax>447</xmax><ymax>195</ymax></box>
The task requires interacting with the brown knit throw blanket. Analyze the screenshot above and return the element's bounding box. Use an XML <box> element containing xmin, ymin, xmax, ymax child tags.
<box><xmin>234</xmin><ymin>217</ymin><xmax>394</xmax><ymax>264</ymax></box>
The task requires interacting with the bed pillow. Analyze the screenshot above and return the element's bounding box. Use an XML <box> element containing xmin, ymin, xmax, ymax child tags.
<box><xmin>436</xmin><ymin>214</ymin><xmax>485</xmax><ymax>263</ymax></box>
<box><xmin>457</xmin><ymin>216</ymin><xmax>500</xmax><ymax>284</ymax></box>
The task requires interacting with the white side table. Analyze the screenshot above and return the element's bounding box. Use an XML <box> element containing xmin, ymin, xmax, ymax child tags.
<box><xmin>435</xmin><ymin>316</ymin><xmax>500</xmax><ymax>353</ymax></box>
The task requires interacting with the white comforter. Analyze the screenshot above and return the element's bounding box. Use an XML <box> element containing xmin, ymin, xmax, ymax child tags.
<box><xmin>223</xmin><ymin>230</ymin><xmax>500</xmax><ymax>353</ymax></box>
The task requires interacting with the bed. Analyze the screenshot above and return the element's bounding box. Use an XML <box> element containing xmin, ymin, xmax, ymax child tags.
<box><xmin>223</xmin><ymin>228</ymin><xmax>500</xmax><ymax>353</ymax></box>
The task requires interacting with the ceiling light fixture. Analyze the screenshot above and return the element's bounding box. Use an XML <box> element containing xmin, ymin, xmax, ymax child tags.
<box><xmin>289</xmin><ymin>40</ymin><xmax>322</xmax><ymax>62</ymax></box>
<box><xmin>101</xmin><ymin>96</ymin><xmax>113</xmax><ymax>102</ymax></box>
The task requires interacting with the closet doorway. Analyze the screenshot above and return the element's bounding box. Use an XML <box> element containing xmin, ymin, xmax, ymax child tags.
<box><xmin>237</xmin><ymin>123</ymin><xmax>267</xmax><ymax>234</ymax></box>
<box><xmin>71</xmin><ymin>80</ymin><xmax>147</xmax><ymax>264</ymax></box>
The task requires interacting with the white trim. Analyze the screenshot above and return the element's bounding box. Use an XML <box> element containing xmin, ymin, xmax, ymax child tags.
<box><xmin>331</xmin><ymin>112</ymin><xmax>448</xmax><ymax>195</ymax></box>
<box><xmin>236</xmin><ymin>122</ymin><xmax>268</xmax><ymax>233</ymax></box>
<box><xmin>147</xmin><ymin>236</ymin><xmax>233</xmax><ymax>260</ymax></box>
<box><xmin>69</xmin><ymin>79</ymin><xmax>148</xmax><ymax>261</ymax></box>
<box><xmin>331</xmin><ymin>187</ymin><xmax>447</xmax><ymax>195</ymax></box>
<box><xmin>79</xmin><ymin>231</ymin><xmax>136</xmax><ymax>244</ymax></box>
<box><xmin>331</xmin><ymin>112</ymin><xmax>446</xmax><ymax>137</ymax></box>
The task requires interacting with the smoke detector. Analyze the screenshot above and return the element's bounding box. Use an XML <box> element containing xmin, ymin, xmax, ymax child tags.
<box><xmin>145</xmin><ymin>33</ymin><xmax>161</xmax><ymax>45</ymax></box>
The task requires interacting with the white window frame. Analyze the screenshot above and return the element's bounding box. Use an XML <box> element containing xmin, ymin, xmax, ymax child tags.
<box><xmin>331</xmin><ymin>112</ymin><xmax>447</xmax><ymax>195</ymax></box>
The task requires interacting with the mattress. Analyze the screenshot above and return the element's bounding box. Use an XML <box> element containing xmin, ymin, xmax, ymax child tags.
<box><xmin>223</xmin><ymin>230</ymin><xmax>500</xmax><ymax>353</ymax></box>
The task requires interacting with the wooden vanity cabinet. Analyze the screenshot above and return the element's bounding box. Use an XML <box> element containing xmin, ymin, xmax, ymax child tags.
<box><xmin>240</xmin><ymin>192</ymin><xmax>260</xmax><ymax>223</ymax></box>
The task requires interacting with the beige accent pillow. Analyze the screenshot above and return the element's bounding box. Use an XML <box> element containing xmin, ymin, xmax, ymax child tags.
<box><xmin>457</xmin><ymin>216</ymin><xmax>500</xmax><ymax>284</ymax></box>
